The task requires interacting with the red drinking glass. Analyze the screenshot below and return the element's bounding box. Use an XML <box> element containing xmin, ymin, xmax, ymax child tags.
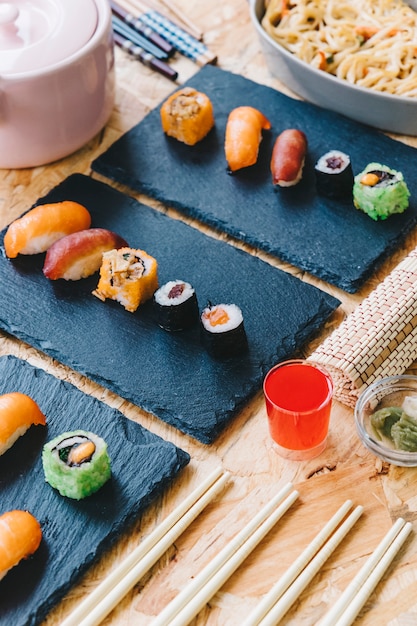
<box><xmin>263</xmin><ymin>360</ymin><xmax>333</xmax><ymax>461</ymax></box>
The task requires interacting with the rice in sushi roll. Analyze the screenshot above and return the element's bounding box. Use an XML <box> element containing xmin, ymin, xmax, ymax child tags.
<box><xmin>42</xmin><ymin>430</ymin><xmax>111</xmax><ymax>500</ymax></box>
<box><xmin>200</xmin><ymin>303</ymin><xmax>248</xmax><ymax>358</ymax></box>
<box><xmin>314</xmin><ymin>150</ymin><xmax>353</xmax><ymax>200</ymax></box>
<box><xmin>153</xmin><ymin>280</ymin><xmax>199</xmax><ymax>331</ymax></box>
<box><xmin>92</xmin><ymin>247</ymin><xmax>158</xmax><ymax>312</ymax></box>
<box><xmin>353</xmin><ymin>163</ymin><xmax>410</xmax><ymax>221</ymax></box>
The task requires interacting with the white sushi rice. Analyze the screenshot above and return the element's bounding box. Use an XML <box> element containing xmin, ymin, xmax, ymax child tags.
<box><xmin>154</xmin><ymin>280</ymin><xmax>195</xmax><ymax>306</ymax></box>
<box><xmin>316</xmin><ymin>150</ymin><xmax>350</xmax><ymax>174</ymax></box>
<box><xmin>0</xmin><ymin>424</ymin><xmax>29</xmax><ymax>456</ymax></box>
<box><xmin>201</xmin><ymin>303</ymin><xmax>243</xmax><ymax>333</ymax></box>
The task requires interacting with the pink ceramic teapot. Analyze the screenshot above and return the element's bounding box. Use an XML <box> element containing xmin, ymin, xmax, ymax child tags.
<box><xmin>0</xmin><ymin>0</ymin><xmax>115</xmax><ymax>168</ymax></box>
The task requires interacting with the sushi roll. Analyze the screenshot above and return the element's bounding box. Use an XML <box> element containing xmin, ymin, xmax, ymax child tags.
<box><xmin>353</xmin><ymin>163</ymin><xmax>410</xmax><ymax>220</ymax></box>
<box><xmin>0</xmin><ymin>510</ymin><xmax>42</xmax><ymax>581</ymax></box>
<box><xmin>200</xmin><ymin>303</ymin><xmax>248</xmax><ymax>359</ymax></box>
<box><xmin>160</xmin><ymin>87</ymin><xmax>215</xmax><ymax>145</ymax></box>
<box><xmin>314</xmin><ymin>150</ymin><xmax>354</xmax><ymax>199</ymax></box>
<box><xmin>42</xmin><ymin>430</ymin><xmax>111</xmax><ymax>500</ymax></box>
<box><xmin>225</xmin><ymin>106</ymin><xmax>271</xmax><ymax>172</ymax></box>
<box><xmin>153</xmin><ymin>280</ymin><xmax>199</xmax><ymax>331</ymax></box>
<box><xmin>4</xmin><ymin>201</ymin><xmax>91</xmax><ymax>258</ymax></box>
<box><xmin>43</xmin><ymin>228</ymin><xmax>128</xmax><ymax>281</ymax></box>
<box><xmin>92</xmin><ymin>247</ymin><xmax>158</xmax><ymax>313</ymax></box>
<box><xmin>271</xmin><ymin>129</ymin><xmax>307</xmax><ymax>187</ymax></box>
<box><xmin>0</xmin><ymin>392</ymin><xmax>46</xmax><ymax>457</ymax></box>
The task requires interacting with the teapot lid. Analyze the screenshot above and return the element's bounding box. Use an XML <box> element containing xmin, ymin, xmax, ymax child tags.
<box><xmin>0</xmin><ymin>0</ymin><xmax>98</xmax><ymax>75</ymax></box>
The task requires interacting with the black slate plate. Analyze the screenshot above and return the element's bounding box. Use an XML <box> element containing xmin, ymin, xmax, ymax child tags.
<box><xmin>0</xmin><ymin>355</ymin><xmax>189</xmax><ymax>626</ymax></box>
<box><xmin>92</xmin><ymin>65</ymin><xmax>417</xmax><ymax>293</ymax></box>
<box><xmin>0</xmin><ymin>174</ymin><xmax>340</xmax><ymax>443</ymax></box>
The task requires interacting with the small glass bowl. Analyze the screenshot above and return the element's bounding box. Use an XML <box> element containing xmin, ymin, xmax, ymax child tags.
<box><xmin>355</xmin><ymin>375</ymin><xmax>417</xmax><ymax>467</ymax></box>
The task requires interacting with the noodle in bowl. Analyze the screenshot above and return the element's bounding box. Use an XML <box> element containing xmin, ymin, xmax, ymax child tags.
<box><xmin>249</xmin><ymin>0</ymin><xmax>417</xmax><ymax>135</ymax></box>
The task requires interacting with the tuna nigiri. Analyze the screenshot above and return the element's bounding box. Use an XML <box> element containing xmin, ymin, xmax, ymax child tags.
<box><xmin>0</xmin><ymin>392</ymin><xmax>46</xmax><ymax>456</ymax></box>
<box><xmin>4</xmin><ymin>200</ymin><xmax>92</xmax><ymax>259</ymax></box>
<box><xmin>0</xmin><ymin>510</ymin><xmax>42</xmax><ymax>581</ymax></box>
<box><xmin>43</xmin><ymin>228</ymin><xmax>128</xmax><ymax>281</ymax></box>
<box><xmin>224</xmin><ymin>106</ymin><xmax>271</xmax><ymax>172</ymax></box>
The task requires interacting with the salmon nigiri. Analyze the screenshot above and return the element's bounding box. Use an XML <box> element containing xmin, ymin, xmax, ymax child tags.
<box><xmin>0</xmin><ymin>392</ymin><xmax>46</xmax><ymax>456</ymax></box>
<box><xmin>4</xmin><ymin>200</ymin><xmax>91</xmax><ymax>259</ymax></box>
<box><xmin>224</xmin><ymin>106</ymin><xmax>271</xmax><ymax>172</ymax></box>
<box><xmin>0</xmin><ymin>510</ymin><xmax>42</xmax><ymax>580</ymax></box>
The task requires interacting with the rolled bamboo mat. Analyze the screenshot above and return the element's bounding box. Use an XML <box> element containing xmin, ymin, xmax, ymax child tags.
<box><xmin>309</xmin><ymin>246</ymin><xmax>417</xmax><ymax>408</ymax></box>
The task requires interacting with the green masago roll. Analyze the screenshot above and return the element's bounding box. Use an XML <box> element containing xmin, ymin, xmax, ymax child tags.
<box><xmin>353</xmin><ymin>163</ymin><xmax>410</xmax><ymax>221</ymax></box>
<box><xmin>42</xmin><ymin>430</ymin><xmax>111</xmax><ymax>499</ymax></box>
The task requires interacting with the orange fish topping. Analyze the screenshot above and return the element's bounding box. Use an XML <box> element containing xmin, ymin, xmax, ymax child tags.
<box><xmin>68</xmin><ymin>440</ymin><xmax>96</xmax><ymax>466</ymax></box>
<box><xmin>361</xmin><ymin>172</ymin><xmax>380</xmax><ymax>186</ymax></box>
<box><xmin>203</xmin><ymin>307</ymin><xmax>230</xmax><ymax>327</ymax></box>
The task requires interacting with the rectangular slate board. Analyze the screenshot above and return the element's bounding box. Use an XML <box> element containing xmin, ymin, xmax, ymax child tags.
<box><xmin>0</xmin><ymin>174</ymin><xmax>340</xmax><ymax>443</ymax></box>
<box><xmin>0</xmin><ymin>355</ymin><xmax>189</xmax><ymax>626</ymax></box>
<box><xmin>92</xmin><ymin>65</ymin><xmax>417</xmax><ymax>293</ymax></box>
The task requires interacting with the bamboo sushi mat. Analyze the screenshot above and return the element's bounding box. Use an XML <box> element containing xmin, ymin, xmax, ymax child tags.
<box><xmin>309</xmin><ymin>246</ymin><xmax>417</xmax><ymax>408</ymax></box>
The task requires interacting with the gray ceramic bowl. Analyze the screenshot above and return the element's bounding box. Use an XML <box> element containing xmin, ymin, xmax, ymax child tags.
<box><xmin>249</xmin><ymin>0</ymin><xmax>417</xmax><ymax>136</ymax></box>
<box><xmin>355</xmin><ymin>375</ymin><xmax>417</xmax><ymax>467</ymax></box>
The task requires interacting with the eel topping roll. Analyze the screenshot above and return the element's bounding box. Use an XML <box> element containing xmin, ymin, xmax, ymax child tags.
<box><xmin>0</xmin><ymin>510</ymin><xmax>42</xmax><ymax>581</ymax></box>
<box><xmin>42</xmin><ymin>430</ymin><xmax>111</xmax><ymax>500</ymax></box>
<box><xmin>200</xmin><ymin>303</ymin><xmax>248</xmax><ymax>358</ymax></box>
<box><xmin>353</xmin><ymin>163</ymin><xmax>410</xmax><ymax>220</ymax></box>
<box><xmin>0</xmin><ymin>392</ymin><xmax>46</xmax><ymax>457</ymax></box>
<box><xmin>93</xmin><ymin>247</ymin><xmax>158</xmax><ymax>313</ymax></box>
<box><xmin>160</xmin><ymin>87</ymin><xmax>215</xmax><ymax>145</ymax></box>
<box><xmin>314</xmin><ymin>150</ymin><xmax>354</xmax><ymax>199</ymax></box>
<box><xmin>153</xmin><ymin>280</ymin><xmax>199</xmax><ymax>331</ymax></box>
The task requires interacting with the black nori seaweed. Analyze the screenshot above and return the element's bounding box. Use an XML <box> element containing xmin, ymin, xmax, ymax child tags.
<box><xmin>315</xmin><ymin>151</ymin><xmax>354</xmax><ymax>200</ymax></box>
<box><xmin>153</xmin><ymin>283</ymin><xmax>199</xmax><ymax>331</ymax></box>
<box><xmin>200</xmin><ymin>305</ymin><xmax>248</xmax><ymax>359</ymax></box>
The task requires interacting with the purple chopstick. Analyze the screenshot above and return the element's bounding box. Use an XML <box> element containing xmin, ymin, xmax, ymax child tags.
<box><xmin>113</xmin><ymin>31</ymin><xmax>178</xmax><ymax>82</ymax></box>
<box><xmin>111</xmin><ymin>0</ymin><xmax>175</xmax><ymax>57</ymax></box>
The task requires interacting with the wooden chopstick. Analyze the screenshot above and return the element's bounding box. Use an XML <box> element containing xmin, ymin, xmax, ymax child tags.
<box><xmin>157</xmin><ymin>0</ymin><xmax>204</xmax><ymax>41</ymax></box>
<box><xmin>319</xmin><ymin>518</ymin><xmax>413</xmax><ymax>626</ymax></box>
<box><xmin>254</xmin><ymin>504</ymin><xmax>364</xmax><ymax>626</ymax></box>
<box><xmin>153</xmin><ymin>483</ymin><xmax>299</xmax><ymax>626</ymax></box>
<box><xmin>61</xmin><ymin>467</ymin><xmax>230</xmax><ymax>626</ymax></box>
<box><xmin>242</xmin><ymin>499</ymin><xmax>355</xmax><ymax>626</ymax></box>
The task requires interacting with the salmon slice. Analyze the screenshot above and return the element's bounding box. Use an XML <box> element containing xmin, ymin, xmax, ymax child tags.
<box><xmin>225</xmin><ymin>106</ymin><xmax>271</xmax><ymax>172</ymax></box>
<box><xmin>0</xmin><ymin>392</ymin><xmax>46</xmax><ymax>456</ymax></box>
<box><xmin>4</xmin><ymin>200</ymin><xmax>91</xmax><ymax>258</ymax></box>
<box><xmin>0</xmin><ymin>510</ymin><xmax>42</xmax><ymax>580</ymax></box>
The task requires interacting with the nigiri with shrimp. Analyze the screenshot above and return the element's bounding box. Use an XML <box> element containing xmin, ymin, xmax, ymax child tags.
<box><xmin>0</xmin><ymin>510</ymin><xmax>42</xmax><ymax>581</ymax></box>
<box><xmin>224</xmin><ymin>106</ymin><xmax>271</xmax><ymax>172</ymax></box>
<box><xmin>0</xmin><ymin>392</ymin><xmax>46</xmax><ymax>456</ymax></box>
<box><xmin>4</xmin><ymin>200</ymin><xmax>91</xmax><ymax>258</ymax></box>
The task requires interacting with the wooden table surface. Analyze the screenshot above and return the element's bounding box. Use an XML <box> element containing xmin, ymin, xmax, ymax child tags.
<box><xmin>2</xmin><ymin>1</ymin><xmax>417</xmax><ymax>624</ymax></box>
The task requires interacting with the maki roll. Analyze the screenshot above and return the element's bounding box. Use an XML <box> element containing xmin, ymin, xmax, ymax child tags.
<box><xmin>201</xmin><ymin>303</ymin><xmax>248</xmax><ymax>359</ymax></box>
<box><xmin>153</xmin><ymin>280</ymin><xmax>199</xmax><ymax>331</ymax></box>
<box><xmin>160</xmin><ymin>87</ymin><xmax>215</xmax><ymax>145</ymax></box>
<box><xmin>314</xmin><ymin>150</ymin><xmax>353</xmax><ymax>200</ymax></box>
<box><xmin>42</xmin><ymin>430</ymin><xmax>111</xmax><ymax>500</ymax></box>
<box><xmin>93</xmin><ymin>247</ymin><xmax>158</xmax><ymax>313</ymax></box>
<box><xmin>353</xmin><ymin>163</ymin><xmax>410</xmax><ymax>220</ymax></box>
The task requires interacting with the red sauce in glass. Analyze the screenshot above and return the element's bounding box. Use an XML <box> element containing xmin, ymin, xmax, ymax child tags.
<box><xmin>264</xmin><ymin>362</ymin><xmax>332</xmax><ymax>451</ymax></box>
